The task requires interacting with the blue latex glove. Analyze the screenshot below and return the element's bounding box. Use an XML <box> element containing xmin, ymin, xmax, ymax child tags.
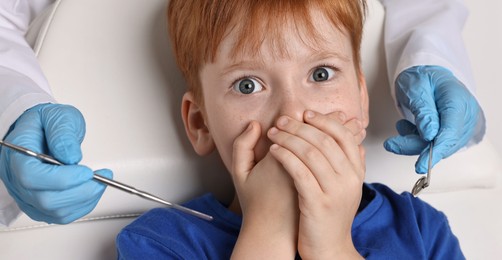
<box><xmin>0</xmin><ymin>103</ymin><xmax>112</xmax><ymax>224</ymax></box>
<box><xmin>384</xmin><ymin>66</ymin><xmax>483</xmax><ymax>173</ymax></box>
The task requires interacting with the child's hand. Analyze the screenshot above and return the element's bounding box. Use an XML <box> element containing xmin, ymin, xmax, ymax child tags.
<box><xmin>267</xmin><ymin>111</ymin><xmax>365</xmax><ymax>259</ymax></box>
<box><xmin>230</xmin><ymin>121</ymin><xmax>298</xmax><ymax>258</ymax></box>
<box><xmin>342</xmin><ymin>116</ymin><xmax>366</xmax><ymax>146</ymax></box>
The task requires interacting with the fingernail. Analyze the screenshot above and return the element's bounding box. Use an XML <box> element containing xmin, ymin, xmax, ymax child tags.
<box><xmin>305</xmin><ymin>110</ymin><xmax>315</xmax><ymax>119</ymax></box>
<box><xmin>277</xmin><ymin>116</ymin><xmax>288</xmax><ymax>127</ymax></box>
<box><xmin>269</xmin><ymin>127</ymin><xmax>278</xmax><ymax>135</ymax></box>
<box><xmin>270</xmin><ymin>144</ymin><xmax>280</xmax><ymax>150</ymax></box>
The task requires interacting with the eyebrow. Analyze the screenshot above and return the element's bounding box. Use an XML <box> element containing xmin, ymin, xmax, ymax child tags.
<box><xmin>307</xmin><ymin>50</ymin><xmax>351</xmax><ymax>63</ymax></box>
<box><xmin>219</xmin><ymin>49</ymin><xmax>351</xmax><ymax>77</ymax></box>
<box><xmin>220</xmin><ymin>59</ymin><xmax>267</xmax><ymax>77</ymax></box>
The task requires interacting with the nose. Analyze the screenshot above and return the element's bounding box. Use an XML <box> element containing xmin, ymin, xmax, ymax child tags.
<box><xmin>275</xmin><ymin>89</ymin><xmax>307</xmax><ymax>122</ymax></box>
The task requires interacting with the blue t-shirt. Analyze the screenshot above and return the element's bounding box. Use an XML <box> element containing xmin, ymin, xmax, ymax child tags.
<box><xmin>116</xmin><ymin>183</ymin><xmax>464</xmax><ymax>259</ymax></box>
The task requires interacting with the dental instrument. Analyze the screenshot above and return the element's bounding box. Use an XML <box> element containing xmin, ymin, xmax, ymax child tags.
<box><xmin>0</xmin><ymin>140</ymin><xmax>213</xmax><ymax>221</ymax></box>
<box><xmin>411</xmin><ymin>141</ymin><xmax>434</xmax><ymax>196</ymax></box>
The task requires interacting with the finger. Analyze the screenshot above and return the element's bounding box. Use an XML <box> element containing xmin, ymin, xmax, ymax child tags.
<box><xmin>359</xmin><ymin>146</ymin><xmax>366</xmax><ymax>173</ymax></box>
<box><xmin>414</xmin><ymin>127</ymin><xmax>463</xmax><ymax>173</ymax></box>
<box><xmin>415</xmin><ymin>142</ymin><xmax>438</xmax><ymax>174</ymax></box>
<box><xmin>269</xmin><ymin>144</ymin><xmax>322</xmax><ymax>200</ymax></box>
<box><xmin>41</xmin><ymin>104</ymin><xmax>86</xmax><ymax>165</ymax></box>
<box><xmin>231</xmin><ymin>121</ymin><xmax>261</xmax><ymax>183</ymax></box>
<box><xmin>10</xmin><ymin>153</ymin><xmax>94</xmax><ymax>190</ymax></box>
<box><xmin>271</xmin><ymin>113</ymin><xmax>363</xmax><ymax>186</ymax></box>
<box><xmin>414</xmin><ymin>87</ymin><xmax>475</xmax><ymax>173</ymax></box>
<box><xmin>268</xmin><ymin>126</ymin><xmax>336</xmax><ymax>193</ymax></box>
<box><xmin>303</xmin><ymin>111</ymin><xmax>363</xmax><ymax>176</ymax></box>
<box><xmin>413</xmin><ymin>77</ymin><xmax>481</xmax><ymax>173</ymax></box>
<box><xmin>343</xmin><ymin>118</ymin><xmax>366</xmax><ymax>145</ymax></box>
<box><xmin>17</xmin><ymin>168</ymin><xmax>112</xmax><ymax>224</ymax></box>
<box><xmin>326</xmin><ymin>111</ymin><xmax>366</xmax><ymax>142</ymax></box>
<box><xmin>435</xmin><ymin>87</ymin><xmax>476</xmax><ymax>154</ymax></box>
<box><xmin>5</xmin><ymin>104</ymin><xmax>85</xmax><ymax>165</ymax></box>
<box><xmin>15</xmin><ymin>201</ymin><xmax>57</xmax><ymax>224</ymax></box>
<box><xmin>395</xmin><ymin>119</ymin><xmax>419</xmax><ymax>136</ymax></box>
<box><xmin>42</xmin><ymin>169</ymin><xmax>112</xmax><ymax>223</ymax></box>
<box><xmin>7</xmin><ymin>107</ymin><xmax>47</xmax><ymax>153</ymax></box>
<box><xmin>95</xmin><ymin>168</ymin><xmax>113</xmax><ymax>180</ymax></box>
<box><xmin>435</xmin><ymin>76</ymin><xmax>480</xmax><ymax>147</ymax></box>
<box><xmin>321</xmin><ymin>112</ymin><xmax>365</xmax><ymax>146</ymax></box>
<box><xmin>396</xmin><ymin>71</ymin><xmax>439</xmax><ymax>140</ymax></box>
<box><xmin>21</xmin><ymin>181</ymin><xmax>105</xmax><ymax>224</ymax></box>
<box><xmin>383</xmin><ymin>134</ymin><xmax>428</xmax><ymax>155</ymax></box>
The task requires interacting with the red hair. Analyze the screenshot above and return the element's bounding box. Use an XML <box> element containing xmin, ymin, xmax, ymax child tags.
<box><xmin>167</xmin><ymin>0</ymin><xmax>366</xmax><ymax>104</ymax></box>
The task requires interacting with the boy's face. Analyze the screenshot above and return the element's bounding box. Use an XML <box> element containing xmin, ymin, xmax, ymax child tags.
<box><xmin>182</xmin><ymin>11</ymin><xmax>369</xmax><ymax>171</ymax></box>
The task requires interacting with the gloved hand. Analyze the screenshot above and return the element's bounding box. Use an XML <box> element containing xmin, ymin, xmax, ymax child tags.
<box><xmin>384</xmin><ymin>66</ymin><xmax>483</xmax><ymax>173</ymax></box>
<box><xmin>0</xmin><ymin>103</ymin><xmax>112</xmax><ymax>224</ymax></box>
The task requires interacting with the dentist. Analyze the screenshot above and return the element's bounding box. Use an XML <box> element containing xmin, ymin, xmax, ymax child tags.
<box><xmin>0</xmin><ymin>0</ymin><xmax>484</xmax><ymax>225</ymax></box>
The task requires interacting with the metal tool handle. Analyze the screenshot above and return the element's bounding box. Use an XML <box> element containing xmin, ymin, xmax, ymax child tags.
<box><xmin>411</xmin><ymin>141</ymin><xmax>434</xmax><ymax>196</ymax></box>
<box><xmin>0</xmin><ymin>140</ymin><xmax>213</xmax><ymax>221</ymax></box>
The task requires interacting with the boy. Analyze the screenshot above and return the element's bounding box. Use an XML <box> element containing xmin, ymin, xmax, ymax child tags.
<box><xmin>116</xmin><ymin>0</ymin><xmax>464</xmax><ymax>258</ymax></box>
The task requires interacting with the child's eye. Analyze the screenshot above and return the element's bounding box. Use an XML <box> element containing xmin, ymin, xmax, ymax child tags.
<box><xmin>232</xmin><ymin>78</ymin><xmax>263</xmax><ymax>95</ymax></box>
<box><xmin>310</xmin><ymin>66</ymin><xmax>335</xmax><ymax>82</ymax></box>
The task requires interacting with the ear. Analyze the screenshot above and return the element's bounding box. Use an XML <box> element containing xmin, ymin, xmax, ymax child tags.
<box><xmin>358</xmin><ymin>74</ymin><xmax>370</xmax><ymax>129</ymax></box>
<box><xmin>181</xmin><ymin>92</ymin><xmax>215</xmax><ymax>155</ymax></box>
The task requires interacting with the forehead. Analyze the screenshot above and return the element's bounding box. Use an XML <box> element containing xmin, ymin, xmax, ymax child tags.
<box><xmin>218</xmin><ymin>7</ymin><xmax>352</xmax><ymax>63</ymax></box>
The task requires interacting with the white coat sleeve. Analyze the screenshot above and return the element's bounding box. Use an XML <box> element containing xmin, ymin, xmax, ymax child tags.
<box><xmin>0</xmin><ymin>0</ymin><xmax>56</xmax><ymax>226</ymax></box>
<box><xmin>379</xmin><ymin>0</ymin><xmax>485</xmax><ymax>145</ymax></box>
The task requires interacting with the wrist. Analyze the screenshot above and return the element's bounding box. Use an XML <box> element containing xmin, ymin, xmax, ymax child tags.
<box><xmin>241</xmin><ymin>203</ymin><xmax>299</xmax><ymax>236</ymax></box>
<box><xmin>301</xmin><ymin>247</ymin><xmax>363</xmax><ymax>260</ymax></box>
<box><xmin>233</xmin><ymin>212</ymin><xmax>298</xmax><ymax>259</ymax></box>
<box><xmin>300</xmin><ymin>235</ymin><xmax>362</xmax><ymax>260</ymax></box>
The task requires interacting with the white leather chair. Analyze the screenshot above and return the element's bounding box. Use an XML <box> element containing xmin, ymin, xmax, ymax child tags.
<box><xmin>1</xmin><ymin>0</ymin><xmax>501</xmax><ymax>259</ymax></box>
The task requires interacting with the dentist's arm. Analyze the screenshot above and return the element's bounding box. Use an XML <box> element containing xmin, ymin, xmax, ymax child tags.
<box><xmin>0</xmin><ymin>0</ymin><xmax>111</xmax><ymax>225</ymax></box>
<box><xmin>379</xmin><ymin>0</ymin><xmax>485</xmax><ymax>173</ymax></box>
<box><xmin>0</xmin><ymin>0</ymin><xmax>56</xmax><ymax>137</ymax></box>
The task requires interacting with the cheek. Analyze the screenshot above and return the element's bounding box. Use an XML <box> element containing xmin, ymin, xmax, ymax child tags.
<box><xmin>206</xmin><ymin>105</ymin><xmax>273</xmax><ymax>167</ymax></box>
<box><xmin>207</xmin><ymin>115</ymin><xmax>244</xmax><ymax>167</ymax></box>
<box><xmin>316</xmin><ymin>91</ymin><xmax>363</xmax><ymax>118</ymax></box>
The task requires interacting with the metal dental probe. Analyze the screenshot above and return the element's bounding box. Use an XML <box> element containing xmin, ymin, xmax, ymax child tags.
<box><xmin>0</xmin><ymin>140</ymin><xmax>213</xmax><ymax>221</ymax></box>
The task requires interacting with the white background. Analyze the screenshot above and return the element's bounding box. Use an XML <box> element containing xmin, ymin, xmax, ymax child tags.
<box><xmin>465</xmin><ymin>0</ymin><xmax>502</xmax><ymax>154</ymax></box>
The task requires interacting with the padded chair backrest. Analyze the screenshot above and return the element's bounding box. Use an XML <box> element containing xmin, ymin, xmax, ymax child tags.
<box><xmin>35</xmin><ymin>0</ymin><xmax>234</xmax><ymax>217</ymax></box>
<box><xmin>26</xmin><ymin>0</ymin><xmax>502</xmax><ymax>220</ymax></box>
<box><xmin>1</xmin><ymin>0</ymin><xmax>500</xmax><ymax>259</ymax></box>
